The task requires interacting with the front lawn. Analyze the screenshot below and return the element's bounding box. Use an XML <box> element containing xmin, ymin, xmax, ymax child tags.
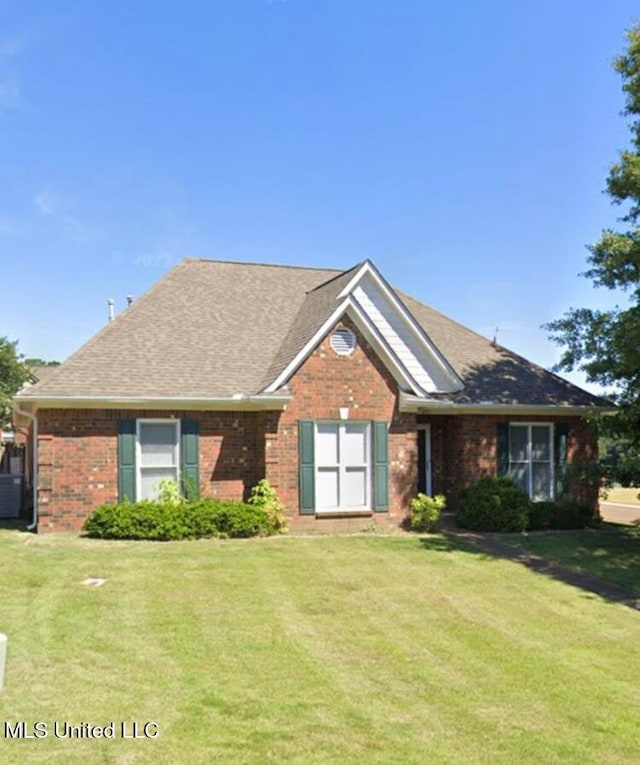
<box><xmin>601</xmin><ymin>486</ymin><xmax>640</xmax><ymax>505</ymax></box>
<box><xmin>0</xmin><ymin>530</ymin><xmax>639</xmax><ymax>764</ymax></box>
<box><xmin>509</xmin><ymin>523</ymin><xmax>640</xmax><ymax>594</ymax></box>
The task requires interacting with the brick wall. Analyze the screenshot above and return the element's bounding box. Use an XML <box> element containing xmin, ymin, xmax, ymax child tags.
<box><xmin>417</xmin><ymin>412</ymin><xmax>599</xmax><ymax>509</ymax></box>
<box><xmin>36</xmin><ymin>409</ymin><xmax>266</xmax><ymax>532</ymax></box>
<box><xmin>265</xmin><ymin>317</ymin><xmax>416</xmax><ymax>529</ymax></box>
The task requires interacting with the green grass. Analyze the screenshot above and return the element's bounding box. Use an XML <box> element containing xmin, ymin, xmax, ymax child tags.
<box><xmin>601</xmin><ymin>487</ymin><xmax>640</xmax><ymax>505</ymax></box>
<box><xmin>1</xmin><ymin>530</ymin><xmax>640</xmax><ymax>764</ymax></box>
<box><xmin>509</xmin><ymin>524</ymin><xmax>640</xmax><ymax>595</ymax></box>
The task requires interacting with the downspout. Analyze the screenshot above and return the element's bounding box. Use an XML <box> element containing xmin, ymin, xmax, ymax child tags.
<box><xmin>13</xmin><ymin>403</ymin><xmax>38</xmax><ymax>531</ymax></box>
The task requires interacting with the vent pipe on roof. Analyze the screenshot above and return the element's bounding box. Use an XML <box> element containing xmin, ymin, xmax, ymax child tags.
<box><xmin>108</xmin><ymin>299</ymin><xmax>115</xmax><ymax>322</ymax></box>
<box><xmin>126</xmin><ymin>295</ymin><xmax>134</xmax><ymax>307</ymax></box>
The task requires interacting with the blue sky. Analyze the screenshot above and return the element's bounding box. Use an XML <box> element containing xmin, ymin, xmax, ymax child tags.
<box><xmin>1</xmin><ymin>1</ymin><xmax>638</xmax><ymax>392</ymax></box>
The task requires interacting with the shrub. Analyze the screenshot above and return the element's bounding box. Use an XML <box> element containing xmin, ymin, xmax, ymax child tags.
<box><xmin>526</xmin><ymin>501</ymin><xmax>556</xmax><ymax>531</ymax></box>
<box><xmin>526</xmin><ymin>497</ymin><xmax>601</xmax><ymax>530</ymax></box>
<box><xmin>548</xmin><ymin>497</ymin><xmax>600</xmax><ymax>530</ymax></box>
<box><xmin>83</xmin><ymin>498</ymin><xmax>278</xmax><ymax>540</ymax></box>
<box><xmin>456</xmin><ymin>476</ymin><xmax>530</xmax><ymax>532</ymax></box>
<box><xmin>205</xmin><ymin>501</ymin><xmax>276</xmax><ymax>538</ymax></box>
<box><xmin>83</xmin><ymin>501</ymin><xmax>192</xmax><ymax>541</ymax></box>
<box><xmin>248</xmin><ymin>479</ymin><xmax>288</xmax><ymax>533</ymax></box>
<box><xmin>156</xmin><ymin>476</ymin><xmax>200</xmax><ymax>504</ymax></box>
<box><xmin>409</xmin><ymin>493</ymin><xmax>446</xmax><ymax>532</ymax></box>
<box><xmin>157</xmin><ymin>478</ymin><xmax>184</xmax><ymax>506</ymax></box>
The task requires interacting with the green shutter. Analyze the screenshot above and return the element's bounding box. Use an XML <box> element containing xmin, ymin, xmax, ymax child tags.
<box><xmin>181</xmin><ymin>419</ymin><xmax>200</xmax><ymax>499</ymax></box>
<box><xmin>373</xmin><ymin>421</ymin><xmax>389</xmax><ymax>512</ymax></box>
<box><xmin>496</xmin><ymin>423</ymin><xmax>509</xmax><ymax>477</ymax></box>
<box><xmin>118</xmin><ymin>419</ymin><xmax>136</xmax><ymax>502</ymax></box>
<box><xmin>417</xmin><ymin>429</ymin><xmax>427</xmax><ymax>495</ymax></box>
<box><xmin>555</xmin><ymin>422</ymin><xmax>569</xmax><ymax>498</ymax></box>
<box><xmin>298</xmin><ymin>420</ymin><xmax>315</xmax><ymax>514</ymax></box>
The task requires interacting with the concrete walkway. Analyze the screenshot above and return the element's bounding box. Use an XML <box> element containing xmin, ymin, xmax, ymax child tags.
<box><xmin>440</xmin><ymin>519</ymin><xmax>640</xmax><ymax>611</ymax></box>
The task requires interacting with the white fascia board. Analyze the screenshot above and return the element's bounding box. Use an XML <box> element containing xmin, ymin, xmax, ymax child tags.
<box><xmin>264</xmin><ymin>299</ymin><xmax>352</xmax><ymax>393</ymax></box>
<box><xmin>336</xmin><ymin>261</ymin><xmax>373</xmax><ymax>301</ymax></box>
<box><xmin>398</xmin><ymin>392</ymin><xmax>615</xmax><ymax>415</ymax></box>
<box><xmin>12</xmin><ymin>394</ymin><xmax>291</xmax><ymax>412</ymax></box>
<box><xmin>346</xmin><ymin>299</ymin><xmax>426</xmax><ymax>395</ymax></box>
<box><xmin>338</xmin><ymin>260</ymin><xmax>463</xmax><ymax>391</ymax></box>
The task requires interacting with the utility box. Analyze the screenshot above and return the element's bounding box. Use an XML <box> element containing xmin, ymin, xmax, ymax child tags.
<box><xmin>0</xmin><ymin>475</ymin><xmax>22</xmax><ymax>519</ymax></box>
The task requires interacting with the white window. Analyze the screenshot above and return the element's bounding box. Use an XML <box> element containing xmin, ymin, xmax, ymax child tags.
<box><xmin>315</xmin><ymin>422</ymin><xmax>370</xmax><ymax>512</ymax></box>
<box><xmin>509</xmin><ymin>423</ymin><xmax>553</xmax><ymax>501</ymax></box>
<box><xmin>137</xmin><ymin>420</ymin><xmax>180</xmax><ymax>500</ymax></box>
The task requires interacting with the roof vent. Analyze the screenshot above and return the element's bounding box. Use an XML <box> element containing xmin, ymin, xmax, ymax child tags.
<box><xmin>330</xmin><ymin>328</ymin><xmax>356</xmax><ymax>356</ymax></box>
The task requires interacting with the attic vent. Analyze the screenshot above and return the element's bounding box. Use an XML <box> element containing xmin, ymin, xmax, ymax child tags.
<box><xmin>330</xmin><ymin>328</ymin><xmax>356</xmax><ymax>356</ymax></box>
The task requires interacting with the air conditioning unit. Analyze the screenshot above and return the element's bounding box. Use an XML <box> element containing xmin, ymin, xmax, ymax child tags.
<box><xmin>0</xmin><ymin>475</ymin><xmax>22</xmax><ymax>518</ymax></box>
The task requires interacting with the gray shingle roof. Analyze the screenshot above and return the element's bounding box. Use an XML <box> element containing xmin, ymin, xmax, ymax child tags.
<box><xmin>399</xmin><ymin>293</ymin><xmax>608</xmax><ymax>408</ymax></box>
<box><xmin>18</xmin><ymin>257</ymin><xmax>610</xmax><ymax>408</ymax></box>
<box><xmin>260</xmin><ymin>264</ymin><xmax>361</xmax><ymax>390</ymax></box>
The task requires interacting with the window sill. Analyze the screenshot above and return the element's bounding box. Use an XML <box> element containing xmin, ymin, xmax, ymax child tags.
<box><xmin>314</xmin><ymin>509</ymin><xmax>373</xmax><ymax>518</ymax></box>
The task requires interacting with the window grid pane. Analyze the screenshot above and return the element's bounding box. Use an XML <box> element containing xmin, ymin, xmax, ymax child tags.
<box><xmin>509</xmin><ymin>462</ymin><xmax>529</xmax><ymax>495</ymax></box>
<box><xmin>343</xmin><ymin>425</ymin><xmax>367</xmax><ymax>466</ymax></box>
<box><xmin>508</xmin><ymin>425</ymin><xmax>552</xmax><ymax>502</ymax></box>
<box><xmin>343</xmin><ymin>468</ymin><xmax>367</xmax><ymax>507</ymax></box>
<box><xmin>509</xmin><ymin>426</ymin><xmax>528</xmax><ymax>462</ymax></box>
<box><xmin>316</xmin><ymin>423</ymin><xmax>339</xmax><ymax>467</ymax></box>
<box><xmin>139</xmin><ymin>423</ymin><xmax>178</xmax><ymax>468</ymax></box>
<box><xmin>531</xmin><ymin>426</ymin><xmax>551</xmax><ymax>461</ymax></box>
<box><xmin>316</xmin><ymin>468</ymin><xmax>339</xmax><ymax>508</ymax></box>
<box><xmin>531</xmin><ymin>462</ymin><xmax>552</xmax><ymax>501</ymax></box>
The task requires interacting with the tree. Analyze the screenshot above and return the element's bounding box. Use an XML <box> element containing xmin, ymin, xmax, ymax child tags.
<box><xmin>547</xmin><ymin>24</ymin><xmax>640</xmax><ymax>454</ymax></box>
<box><xmin>24</xmin><ymin>357</ymin><xmax>60</xmax><ymax>368</ymax></box>
<box><xmin>0</xmin><ymin>337</ymin><xmax>32</xmax><ymax>426</ymax></box>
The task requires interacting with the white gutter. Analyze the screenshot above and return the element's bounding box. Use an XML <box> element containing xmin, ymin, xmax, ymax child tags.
<box><xmin>12</xmin><ymin>402</ymin><xmax>38</xmax><ymax>531</ymax></box>
<box><xmin>12</xmin><ymin>393</ymin><xmax>292</xmax><ymax>411</ymax></box>
<box><xmin>399</xmin><ymin>392</ymin><xmax>615</xmax><ymax>416</ymax></box>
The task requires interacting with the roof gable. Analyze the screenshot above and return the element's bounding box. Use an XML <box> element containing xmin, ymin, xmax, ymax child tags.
<box><xmin>264</xmin><ymin>260</ymin><xmax>463</xmax><ymax>396</ymax></box>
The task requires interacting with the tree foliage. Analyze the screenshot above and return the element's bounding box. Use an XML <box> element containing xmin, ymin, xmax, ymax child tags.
<box><xmin>24</xmin><ymin>357</ymin><xmax>60</xmax><ymax>367</ymax></box>
<box><xmin>547</xmin><ymin>25</ymin><xmax>640</xmax><ymax>451</ymax></box>
<box><xmin>0</xmin><ymin>337</ymin><xmax>32</xmax><ymax>426</ymax></box>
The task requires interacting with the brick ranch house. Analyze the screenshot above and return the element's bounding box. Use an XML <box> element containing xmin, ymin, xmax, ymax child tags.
<box><xmin>14</xmin><ymin>258</ymin><xmax>611</xmax><ymax>533</ymax></box>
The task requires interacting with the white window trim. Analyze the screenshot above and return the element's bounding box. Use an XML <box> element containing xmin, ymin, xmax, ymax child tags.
<box><xmin>417</xmin><ymin>424</ymin><xmax>432</xmax><ymax>497</ymax></box>
<box><xmin>136</xmin><ymin>418</ymin><xmax>181</xmax><ymax>501</ymax></box>
<box><xmin>509</xmin><ymin>422</ymin><xmax>554</xmax><ymax>502</ymax></box>
<box><xmin>314</xmin><ymin>421</ymin><xmax>372</xmax><ymax>513</ymax></box>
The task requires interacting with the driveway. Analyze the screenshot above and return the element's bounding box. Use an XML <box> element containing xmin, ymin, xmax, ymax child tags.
<box><xmin>600</xmin><ymin>502</ymin><xmax>640</xmax><ymax>525</ymax></box>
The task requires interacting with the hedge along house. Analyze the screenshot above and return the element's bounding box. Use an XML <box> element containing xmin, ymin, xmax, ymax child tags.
<box><xmin>14</xmin><ymin>258</ymin><xmax>611</xmax><ymax>533</ymax></box>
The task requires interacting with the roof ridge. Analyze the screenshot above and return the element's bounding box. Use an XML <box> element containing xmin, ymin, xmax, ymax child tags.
<box><xmin>185</xmin><ymin>256</ymin><xmax>344</xmax><ymax>274</ymax></box>
<box><xmin>306</xmin><ymin>262</ymin><xmax>363</xmax><ymax>294</ymax></box>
